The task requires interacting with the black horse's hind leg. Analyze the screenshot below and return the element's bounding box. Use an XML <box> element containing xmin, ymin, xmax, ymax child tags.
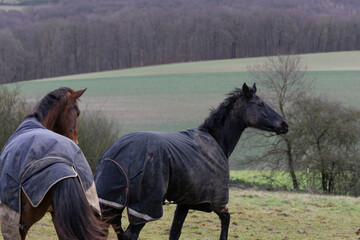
<box><xmin>170</xmin><ymin>204</ymin><xmax>229</xmax><ymax>240</ymax></box>
<box><xmin>100</xmin><ymin>204</ymin><xmax>145</xmax><ymax>240</ymax></box>
<box><xmin>100</xmin><ymin>204</ymin><xmax>125</xmax><ymax>239</ymax></box>
<box><xmin>215</xmin><ymin>208</ymin><xmax>230</xmax><ymax>240</ymax></box>
<box><xmin>123</xmin><ymin>223</ymin><xmax>145</xmax><ymax>240</ymax></box>
<box><xmin>169</xmin><ymin>205</ymin><xmax>189</xmax><ymax>240</ymax></box>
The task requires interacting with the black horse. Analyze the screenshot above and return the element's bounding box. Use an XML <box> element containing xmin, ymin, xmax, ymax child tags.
<box><xmin>94</xmin><ymin>83</ymin><xmax>288</xmax><ymax>240</ymax></box>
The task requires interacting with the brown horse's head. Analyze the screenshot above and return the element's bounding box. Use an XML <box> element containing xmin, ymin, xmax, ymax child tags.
<box><xmin>242</xmin><ymin>83</ymin><xmax>288</xmax><ymax>135</ymax></box>
<box><xmin>29</xmin><ymin>87</ymin><xmax>87</xmax><ymax>144</ymax></box>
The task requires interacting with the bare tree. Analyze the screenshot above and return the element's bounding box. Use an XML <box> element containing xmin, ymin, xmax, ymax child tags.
<box><xmin>0</xmin><ymin>30</ymin><xmax>26</xmax><ymax>83</ymax></box>
<box><xmin>247</xmin><ymin>54</ymin><xmax>312</xmax><ymax>190</ymax></box>
<box><xmin>247</xmin><ymin>54</ymin><xmax>360</xmax><ymax>195</ymax></box>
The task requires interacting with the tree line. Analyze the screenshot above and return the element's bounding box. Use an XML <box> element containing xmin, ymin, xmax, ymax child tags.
<box><xmin>1</xmin><ymin>0</ymin><xmax>360</xmax><ymax>83</ymax></box>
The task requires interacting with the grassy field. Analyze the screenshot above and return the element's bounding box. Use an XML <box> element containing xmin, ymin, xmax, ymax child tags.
<box><xmin>3</xmin><ymin>188</ymin><xmax>359</xmax><ymax>240</ymax></box>
<box><xmin>230</xmin><ymin>170</ymin><xmax>296</xmax><ymax>189</ymax></box>
<box><xmin>9</xmin><ymin>51</ymin><xmax>360</xmax><ymax>167</ymax></box>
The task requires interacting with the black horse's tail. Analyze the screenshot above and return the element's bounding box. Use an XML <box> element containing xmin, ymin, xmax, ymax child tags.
<box><xmin>52</xmin><ymin>177</ymin><xmax>107</xmax><ymax>240</ymax></box>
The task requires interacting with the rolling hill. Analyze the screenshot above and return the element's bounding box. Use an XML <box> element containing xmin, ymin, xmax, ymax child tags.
<box><xmin>10</xmin><ymin>51</ymin><xmax>360</xmax><ymax>167</ymax></box>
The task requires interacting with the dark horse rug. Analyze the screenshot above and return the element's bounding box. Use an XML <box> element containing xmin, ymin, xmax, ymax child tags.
<box><xmin>0</xmin><ymin>117</ymin><xmax>100</xmax><ymax>238</ymax></box>
<box><xmin>95</xmin><ymin>128</ymin><xmax>229</xmax><ymax>225</ymax></box>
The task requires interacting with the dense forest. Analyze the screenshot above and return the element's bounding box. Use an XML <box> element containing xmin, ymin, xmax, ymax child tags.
<box><xmin>1</xmin><ymin>0</ymin><xmax>360</xmax><ymax>83</ymax></box>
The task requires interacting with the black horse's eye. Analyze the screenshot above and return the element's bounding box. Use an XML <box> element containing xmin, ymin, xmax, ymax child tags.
<box><xmin>258</xmin><ymin>101</ymin><xmax>264</xmax><ymax>107</ymax></box>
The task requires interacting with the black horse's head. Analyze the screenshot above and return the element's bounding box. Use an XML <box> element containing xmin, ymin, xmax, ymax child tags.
<box><xmin>242</xmin><ymin>83</ymin><xmax>288</xmax><ymax>135</ymax></box>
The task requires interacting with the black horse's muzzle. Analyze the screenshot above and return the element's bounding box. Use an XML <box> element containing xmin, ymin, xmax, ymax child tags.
<box><xmin>275</xmin><ymin>120</ymin><xmax>289</xmax><ymax>135</ymax></box>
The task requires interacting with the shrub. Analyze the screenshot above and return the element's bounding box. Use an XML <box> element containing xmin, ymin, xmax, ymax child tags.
<box><xmin>0</xmin><ymin>85</ymin><xmax>30</xmax><ymax>150</ymax></box>
<box><xmin>78</xmin><ymin>110</ymin><xmax>121</xmax><ymax>172</ymax></box>
<box><xmin>0</xmin><ymin>85</ymin><xmax>120</xmax><ymax>172</ymax></box>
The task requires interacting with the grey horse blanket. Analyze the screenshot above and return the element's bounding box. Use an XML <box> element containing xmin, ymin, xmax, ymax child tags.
<box><xmin>94</xmin><ymin>128</ymin><xmax>229</xmax><ymax>225</ymax></box>
<box><xmin>0</xmin><ymin>117</ymin><xmax>100</xmax><ymax>239</ymax></box>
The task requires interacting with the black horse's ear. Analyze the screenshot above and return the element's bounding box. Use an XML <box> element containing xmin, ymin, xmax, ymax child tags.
<box><xmin>252</xmin><ymin>83</ymin><xmax>257</xmax><ymax>93</ymax></box>
<box><xmin>242</xmin><ymin>83</ymin><xmax>252</xmax><ymax>99</ymax></box>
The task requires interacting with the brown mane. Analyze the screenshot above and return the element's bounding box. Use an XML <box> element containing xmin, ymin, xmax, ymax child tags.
<box><xmin>27</xmin><ymin>87</ymin><xmax>73</xmax><ymax>124</ymax></box>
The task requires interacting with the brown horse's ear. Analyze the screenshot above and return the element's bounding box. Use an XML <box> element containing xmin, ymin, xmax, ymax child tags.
<box><xmin>72</xmin><ymin>88</ymin><xmax>87</xmax><ymax>99</ymax></box>
<box><xmin>242</xmin><ymin>83</ymin><xmax>252</xmax><ymax>99</ymax></box>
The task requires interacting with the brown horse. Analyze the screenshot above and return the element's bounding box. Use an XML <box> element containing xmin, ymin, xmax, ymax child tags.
<box><xmin>94</xmin><ymin>83</ymin><xmax>288</xmax><ymax>240</ymax></box>
<box><xmin>0</xmin><ymin>87</ymin><xmax>106</xmax><ymax>240</ymax></box>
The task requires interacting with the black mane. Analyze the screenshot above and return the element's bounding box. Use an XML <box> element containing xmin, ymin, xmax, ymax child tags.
<box><xmin>199</xmin><ymin>88</ymin><xmax>243</xmax><ymax>133</ymax></box>
<box><xmin>27</xmin><ymin>87</ymin><xmax>73</xmax><ymax>121</ymax></box>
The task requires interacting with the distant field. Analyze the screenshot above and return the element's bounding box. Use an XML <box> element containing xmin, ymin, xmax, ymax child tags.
<box><xmin>0</xmin><ymin>4</ymin><xmax>24</xmax><ymax>11</ymax></box>
<box><xmin>0</xmin><ymin>0</ymin><xmax>22</xmax><ymax>4</ymax></box>
<box><xmin>9</xmin><ymin>51</ymin><xmax>360</xmax><ymax>166</ymax></box>
<box><xmin>33</xmin><ymin>51</ymin><xmax>360</xmax><ymax>80</ymax></box>
<box><xmin>0</xmin><ymin>0</ymin><xmax>51</xmax><ymax>11</ymax></box>
<box><xmin>3</xmin><ymin>188</ymin><xmax>359</xmax><ymax>240</ymax></box>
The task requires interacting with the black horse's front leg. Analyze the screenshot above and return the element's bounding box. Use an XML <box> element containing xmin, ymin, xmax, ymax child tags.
<box><xmin>169</xmin><ymin>205</ymin><xmax>189</xmax><ymax>240</ymax></box>
<box><xmin>123</xmin><ymin>223</ymin><xmax>145</xmax><ymax>240</ymax></box>
<box><xmin>215</xmin><ymin>208</ymin><xmax>230</xmax><ymax>240</ymax></box>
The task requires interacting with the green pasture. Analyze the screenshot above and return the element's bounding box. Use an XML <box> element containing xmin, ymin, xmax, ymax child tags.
<box><xmin>10</xmin><ymin>51</ymin><xmax>360</xmax><ymax>167</ymax></box>
<box><xmin>230</xmin><ymin>170</ymin><xmax>295</xmax><ymax>189</ymax></box>
<box><xmin>229</xmin><ymin>170</ymin><xmax>326</xmax><ymax>192</ymax></box>
<box><xmin>3</xmin><ymin>188</ymin><xmax>359</xmax><ymax>240</ymax></box>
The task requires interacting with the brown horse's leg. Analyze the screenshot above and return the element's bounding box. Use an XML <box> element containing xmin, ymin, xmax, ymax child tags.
<box><xmin>20</xmin><ymin>189</ymin><xmax>53</xmax><ymax>240</ymax></box>
<box><xmin>169</xmin><ymin>205</ymin><xmax>189</xmax><ymax>240</ymax></box>
<box><xmin>215</xmin><ymin>208</ymin><xmax>230</xmax><ymax>240</ymax></box>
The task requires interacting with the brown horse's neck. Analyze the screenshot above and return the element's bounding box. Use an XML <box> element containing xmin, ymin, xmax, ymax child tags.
<box><xmin>39</xmin><ymin>106</ymin><xmax>62</xmax><ymax>131</ymax></box>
